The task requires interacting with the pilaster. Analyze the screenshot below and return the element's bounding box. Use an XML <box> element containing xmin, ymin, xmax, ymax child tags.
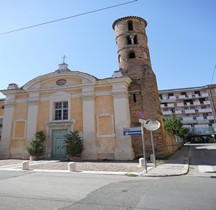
<box><xmin>0</xmin><ymin>95</ymin><xmax>15</xmax><ymax>158</ymax></box>
<box><xmin>81</xmin><ymin>87</ymin><xmax>97</xmax><ymax>159</ymax></box>
<box><xmin>24</xmin><ymin>93</ymin><xmax>39</xmax><ymax>158</ymax></box>
<box><xmin>113</xmin><ymin>84</ymin><xmax>134</xmax><ymax>160</ymax></box>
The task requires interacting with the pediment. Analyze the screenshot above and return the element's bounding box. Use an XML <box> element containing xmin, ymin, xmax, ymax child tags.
<box><xmin>22</xmin><ymin>71</ymin><xmax>97</xmax><ymax>91</ymax></box>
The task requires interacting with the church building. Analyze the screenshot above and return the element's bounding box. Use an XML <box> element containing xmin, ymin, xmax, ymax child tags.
<box><xmin>0</xmin><ymin>16</ymin><xmax>182</xmax><ymax>160</ymax></box>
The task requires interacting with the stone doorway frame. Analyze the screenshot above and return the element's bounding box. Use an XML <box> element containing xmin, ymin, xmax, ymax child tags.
<box><xmin>45</xmin><ymin>119</ymin><xmax>75</xmax><ymax>158</ymax></box>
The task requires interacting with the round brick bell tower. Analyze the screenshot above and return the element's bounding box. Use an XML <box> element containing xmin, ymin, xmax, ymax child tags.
<box><xmin>113</xmin><ymin>16</ymin><xmax>167</xmax><ymax>158</ymax></box>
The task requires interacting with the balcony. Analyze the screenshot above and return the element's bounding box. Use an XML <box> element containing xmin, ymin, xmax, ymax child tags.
<box><xmin>195</xmin><ymin>124</ymin><xmax>209</xmax><ymax>128</ymax></box>
<box><xmin>175</xmin><ymin>110</ymin><xmax>182</xmax><ymax>114</ymax></box>
<box><xmin>196</xmin><ymin>119</ymin><xmax>210</xmax><ymax>124</ymax></box>
<box><xmin>177</xmin><ymin>102</ymin><xmax>184</xmax><ymax>107</ymax></box>
<box><xmin>182</xmin><ymin>120</ymin><xmax>196</xmax><ymax>124</ymax></box>
<box><xmin>162</xmin><ymin>110</ymin><xmax>172</xmax><ymax>115</ymax></box>
<box><xmin>182</xmin><ymin>117</ymin><xmax>194</xmax><ymax>121</ymax></box>
<box><xmin>188</xmin><ymin>94</ymin><xmax>200</xmax><ymax>98</ymax></box>
<box><xmin>193</xmin><ymin>101</ymin><xmax>200</xmax><ymax>105</ymax></box>
<box><xmin>183</xmin><ymin>125</ymin><xmax>191</xmax><ymax>128</ymax></box>
<box><xmin>169</xmin><ymin>96</ymin><xmax>176</xmax><ymax>100</ymax></box>
<box><xmin>167</xmin><ymin>103</ymin><xmax>174</xmax><ymax>107</ymax></box>
<box><xmin>198</xmin><ymin>108</ymin><xmax>212</xmax><ymax>113</ymax></box>
<box><xmin>201</xmin><ymin>93</ymin><xmax>209</xmax><ymax>97</ymax></box>
<box><xmin>204</xmin><ymin>100</ymin><xmax>210</xmax><ymax>105</ymax></box>
<box><xmin>185</xmin><ymin>109</ymin><xmax>195</xmax><ymax>114</ymax></box>
<box><xmin>207</xmin><ymin>116</ymin><xmax>214</xmax><ymax>120</ymax></box>
<box><xmin>179</xmin><ymin>95</ymin><xmax>186</xmax><ymax>99</ymax></box>
<box><xmin>160</xmin><ymin>97</ymin><xmax>176</xmax><ymax>103</ymax></box>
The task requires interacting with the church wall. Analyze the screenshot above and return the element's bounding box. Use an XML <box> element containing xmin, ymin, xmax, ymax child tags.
<box><xmin>9</xmin><ymin>139</ymin><xmax>26</xmax><ymax>159</ymax></box>
<box><xmin>71</xmin><ymin>98</ymin><xmax>83</xmax><ymax>131</ymax></box>
<box><xmin>15</xmin><ymin>93</ymin><xmax>29</xmax><ymax>100</ymax></box>
<box><xmin>94</xmin><ymin>95</ymin><xmax>115</xmax><ymax>159</ymax></box>
<box><xmin>9</xmin><ymin>102</ymin><xmax>28</xmax><ymax>158</ymax></box>
<box><xmin>37</xmin><ymin>100</ymin><xmax>50</xmax><ymax>131</ymax></box>
<box><xmin>13</xmin><ymin>103</ymin><xmax>28</xmax><ymax>120</ymax></box>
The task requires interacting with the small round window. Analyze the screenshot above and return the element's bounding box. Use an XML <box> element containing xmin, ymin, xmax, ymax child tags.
<box><xmin>56</xmin><ymin>79</ymin><xmax>67</xmax><ymax>86</ymax></box>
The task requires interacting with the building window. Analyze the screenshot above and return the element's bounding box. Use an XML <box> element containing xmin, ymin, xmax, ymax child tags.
<box><xmin>128</xmin><ymin>51</ymin><xmax>135</xmax><ymax>59</ymax></box>
<box><xmin>54</xmin><ymin>102</ymin><xmax>68</xmax><ymax>120</ymax></box>
<box><xmin>128</xmin><ymin>20</ymin><xmax>133</xmax><ymax>31</ymax></box>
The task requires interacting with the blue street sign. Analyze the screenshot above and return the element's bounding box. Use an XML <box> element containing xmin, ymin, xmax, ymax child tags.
<box><xmin>123</xmin><ymin>127</ymin><xmax>142</xmax><ymax>136</ymax></box>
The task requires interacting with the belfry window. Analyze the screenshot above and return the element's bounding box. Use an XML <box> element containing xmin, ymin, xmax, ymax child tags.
<box><xmin>128</xmin><ymin>51</ymin><xmax>135</xmax><ymax>59</ymax></box>
<box><xmin>54</xmin><ymin>101</ymin><xmax>68</xmax><ymax>120</ymax></box>
<box><xmin>127</xmin><ymin>35</ymin><xmax>137</xmax><ymax>45</ymax></box>
<box><xmin>128</xmin><ymin>20</ymin><xmax>133</xmax><ymax>31</ymax></box>
<box><xmin>127</xmin><ymin>36</ymin><xmax>132</xmax><ymax>44</ymax></box>
<box><xmin>118</xmin><ymin>54</ymin><xmax>121</xmax><ymax>63</ymax></box>
<box><xmin>134</xmin><ymin>35</ymin><xmax>137</xmax><ymax>44</ymax></box>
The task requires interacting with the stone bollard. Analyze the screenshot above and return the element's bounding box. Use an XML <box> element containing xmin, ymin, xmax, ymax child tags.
<box><xmin>138</xmin><ymin>158</ymin><xmax>145</xmax><ymax>167</ymax></box>
<box><xmin>22</xmin><ymin>161</ymin><xmax>29</xmax><ymax>170</ymax></box>
<box><xmin>68</xmin><ymin>162</ymin><xmax>76</xmax><ymax>172</ymax></box>
<box><xmin>150</xmin><ymin>154</ymin><xmax>155</xmax><ymax>163</ymax></box>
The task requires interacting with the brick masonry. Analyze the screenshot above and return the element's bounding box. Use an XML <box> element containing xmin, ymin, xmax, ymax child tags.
<box><xmin>113</xmin><ymin>16</ymin><xmax>182</xmax><ymax>158</ymax></box>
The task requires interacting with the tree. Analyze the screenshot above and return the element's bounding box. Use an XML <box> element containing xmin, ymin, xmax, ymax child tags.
<box><xmin>64</xmin><ymin>130</ymin><xmax>83</xmax><ymax>158</ymax></box>
<box><xmin>26</xmin><ymin>131</ymin><xmax>46</xmax><ymax>159</ymax></box>
<box><xmin>164</xmin><ymin>116</ymin><xmax>188</xmax><ymax>139</ymax></box>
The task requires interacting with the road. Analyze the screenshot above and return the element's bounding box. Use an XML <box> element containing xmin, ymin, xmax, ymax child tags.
<box><xmin>0</xmin><ymin>143</ymin><xmax>215</xmax><ymax>210</ymax></box>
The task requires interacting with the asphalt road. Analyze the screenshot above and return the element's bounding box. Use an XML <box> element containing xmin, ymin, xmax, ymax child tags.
<box><xmin>0</xmin><ymin>143</ymin><xmax>215</xmax><ymax>210</ymax></box>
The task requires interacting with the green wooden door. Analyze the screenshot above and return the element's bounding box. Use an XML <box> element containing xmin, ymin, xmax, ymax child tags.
<box><xmin>52</xmin><ymin>130</ymin><xmax>68</xmax><ymax>159</ymax></box>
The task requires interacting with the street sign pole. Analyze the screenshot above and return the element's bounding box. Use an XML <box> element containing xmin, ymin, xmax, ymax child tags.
<box><xmin>150</xmin><ymin>131</ymin><xmax>156</xmax><ymax>168</ymax></box>
<box><xmin>141</xmin><ymin>126</ymin><xmax>147</xmax><ymax>173</ymax></box>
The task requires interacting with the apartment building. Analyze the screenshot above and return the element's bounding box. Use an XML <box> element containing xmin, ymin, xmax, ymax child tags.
<box><xmin>159</xmin><ymin>85</ymin><xmax>216</xmax><ymax>143</ymax></box>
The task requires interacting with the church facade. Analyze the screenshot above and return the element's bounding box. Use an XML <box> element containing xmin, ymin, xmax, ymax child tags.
<box><xmin>0</xmin><ymin>16</ymin><xmax>182</xmax><ymax>160</ymax></box>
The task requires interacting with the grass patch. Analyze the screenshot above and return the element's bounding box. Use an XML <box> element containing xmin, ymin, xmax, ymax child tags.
<box><xmin>156</xmin><ymin>159</ymin><xmax>165</xmax><ymax>166</ymax></box>
<box><xmin>125</xmin><ymin>173</ymin><xmax>138</xmax><ymax>177</ymax></box>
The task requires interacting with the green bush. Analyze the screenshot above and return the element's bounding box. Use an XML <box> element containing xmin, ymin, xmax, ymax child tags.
<box><xmin>26</xmin><ymin>131</ymin><xmax>46</xmax><ymax>159</ymax></box>
<box><xmin>64</xmin><ymin>130</ymin><xmax>83</xmax><ymax>158</ymax></box>
<box><xmin>164</xmin><ymin>115</ymin><xmax>188</xmax><ymax>139</ymax></box>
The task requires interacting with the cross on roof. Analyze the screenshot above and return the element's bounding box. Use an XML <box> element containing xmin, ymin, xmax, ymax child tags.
<box><xmin>62</xmin><ymin>55</ymin><xmax>67</xmax><ymax>63</ymax></box>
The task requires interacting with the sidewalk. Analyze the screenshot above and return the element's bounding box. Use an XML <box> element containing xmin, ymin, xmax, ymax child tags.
<box><xmin>142</xmin><ymin>144</ymin><xmax>191</xmax><ymax>177</ymax></box>
<box><xmin>0</xmin><ymin>145</ymin><xmax>191</xmax><ymax>177</ymax></box>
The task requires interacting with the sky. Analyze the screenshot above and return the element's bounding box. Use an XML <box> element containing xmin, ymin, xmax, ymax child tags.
<box><xmin>0</xmin><ymin>0</ymin><xmax>216</xmax><ymax>98</ymax></box>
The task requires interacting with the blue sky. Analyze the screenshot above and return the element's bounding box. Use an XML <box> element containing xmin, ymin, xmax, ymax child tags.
<box><xmin>0</xmin><ymin>0</ymin><xmax>215</xmax><ymax>98</ymax></box>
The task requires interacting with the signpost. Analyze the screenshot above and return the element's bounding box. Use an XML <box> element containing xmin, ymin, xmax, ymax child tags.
<box><xmin>139</xmin><ymin>119</ymin><xmax>161</xmax><ymax>168</ymax></box>
<box><xmin>123</xmin><ymin>126</ymin><xmax>147</xmax><ymax>173</ymax></box>
<box><xmin>123</xmin><ymin>127</ymin><xmax>141</xmax><ymax>136</ymax></box>
<box><xmin>123</xmin><ymin>114</ymin><xmax>160</xmax><ymax>173</ymax></box>
<box><xmin>136</xmin><ymin>110</ymin><xmax>145</xmax><ymax>119</ymax></box>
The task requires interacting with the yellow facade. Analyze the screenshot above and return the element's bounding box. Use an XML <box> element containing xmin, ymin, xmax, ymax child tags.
<box><xmin>0</xmin><ymin>63</ymin><xmax>134</xmax><ymax>160</ymax></box>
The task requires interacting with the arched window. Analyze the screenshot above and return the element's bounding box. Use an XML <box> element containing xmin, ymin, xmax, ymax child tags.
<box><xmin>128</xmin><ymin>20</ymin><xmax>133</xmax><ymax>31</ymax></box>
<box><xmin>128</xmin><ymin>51</ymin><xmax>135</xmax><ymax>59</ymax></box>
